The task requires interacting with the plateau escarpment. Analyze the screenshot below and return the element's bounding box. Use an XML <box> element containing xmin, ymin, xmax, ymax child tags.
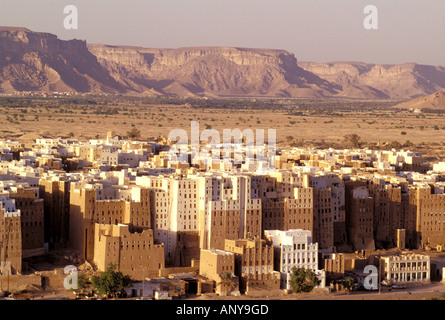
<box><xmin>2</xmin><ymin>26</ymin><xmax>445</xmax><ymax>100</ymax></box>
<box><xmin>298</xmin><ymin>61</ymin><xmax>445</xmax><ymax>99</ymax></box>
<box><xmin>87</xmin><ymin>45</ymin><xmax>338</xmax><ymax>97</ymax></box>
<box><xmin>0</xmin><ymin>27</ymin><xmax>125</xmax><ymax>94</ymax></box>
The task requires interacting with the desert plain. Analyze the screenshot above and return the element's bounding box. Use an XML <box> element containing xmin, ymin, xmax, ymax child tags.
<box><xmin>1</xmin><ymin>95</ymin><xmax>445</xmax><ymax>165</ymax></box>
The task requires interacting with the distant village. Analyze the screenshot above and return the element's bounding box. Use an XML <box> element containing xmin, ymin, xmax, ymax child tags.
<box><xmin>1</xmin><ymin>130</ymin><xmax>445</xmax><ymax>298</ymax></box>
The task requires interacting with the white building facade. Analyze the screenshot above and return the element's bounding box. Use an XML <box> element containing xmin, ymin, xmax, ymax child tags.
<box><xmin>265</xmin><ymin>229</ymin><xmax>326</xmax><ymax>290</ymax></box>
<box><xmin>382</xmin><ymin>254</ymin><xmax>430</xmax><ymax>285</ymax></box>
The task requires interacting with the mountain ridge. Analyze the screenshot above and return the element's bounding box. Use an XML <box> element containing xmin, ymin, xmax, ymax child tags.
<box><xmin>1</xmin><ymin>26</ymin><xmax>445</xmax><ymax>100</ymax></box>
<box><xmin>298</xmin><ymin>61</ymin><xmax>445</xmax><ymax>99</ymax></box>
<box><xmin>393</xmin><ymin>91</ymin><xmax>445</xmax><ymax>111</ymax></box>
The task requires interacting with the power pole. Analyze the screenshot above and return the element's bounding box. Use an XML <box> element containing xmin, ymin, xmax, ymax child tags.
<box><xmin>142</xmin><ymin>267</ymin><xmax>145</xmax><ymax>299</ymax></box>
<box><xmin>378</xmin><ymin>255</ymin><xmax>381</xmax><ymax>294</ymax></box>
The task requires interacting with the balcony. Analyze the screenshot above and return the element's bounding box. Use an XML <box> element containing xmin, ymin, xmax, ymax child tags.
<box><xmin>390</xmin><ymin>267</ymin><xmax>428</xmax><ymax>272</ymax></box>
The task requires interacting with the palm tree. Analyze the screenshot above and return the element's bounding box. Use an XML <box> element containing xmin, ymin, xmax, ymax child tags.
<box><xmin>342</xmin><ymin>278</ymin><xmax>355</xmax><ymax>294</ymax></box>
<box><xmin>217</xmin><ymin>272</ymin><xmax>237</xmax><ymax>296</ymax></box>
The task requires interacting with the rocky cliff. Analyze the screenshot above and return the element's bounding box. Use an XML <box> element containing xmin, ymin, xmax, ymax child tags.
<box><xmin>87</xmin><ymin>45</ymin><xmax>338</xmax><ymax>97</ymax></box>
<box><xmin>298</xmin><ymin>61</ymin><xmax>445</xmax><ymax>99</ymax></box>
<box><xmin>2</xmin><ymin>26</ymin><xmax>445</xmax><ymax>100</ymax></box>
<box><xmin>0</xmin><ymin>27</ymin><xmax>125</xmax><ymax>94</ymax></box>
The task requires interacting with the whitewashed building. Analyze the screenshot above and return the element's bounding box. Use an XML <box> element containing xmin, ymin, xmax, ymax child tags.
<box><xmin>265</xmin><ymin>229</ymin><xmax>325</xmax><ymax>290</ymax></box>
<box><xmin>382</xmin><ymin>254</ymin><xmax>430</xmax><ymax>285</ymax></box>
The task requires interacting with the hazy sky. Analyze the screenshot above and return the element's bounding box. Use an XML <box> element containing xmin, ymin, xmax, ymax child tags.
<box><xmin>2</xmin><ymin>0</ymin><xmax>445</xmax><ymax>66</ymax></box>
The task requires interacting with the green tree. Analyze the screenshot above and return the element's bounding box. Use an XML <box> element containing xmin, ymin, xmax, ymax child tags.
<box><xmin>217</xmin><ymin>272</ymin><xmax>237</xmax><ymax>296</ymax></box>
<box><xmin>403</xmin><ymin>140</ymin><xmax>414</xmax><ymax>148</ymax></box>
<box><xmin>71</xmin><ymin>273</ymin><xmax>91</xmax><ymax>298</ymax></box>
<box><xmin>91</xmin><ymin>263</ymin><xmax>133</xmax><ymax>299</ymax></box>
<box><xmin>289</xmin><ymin>267</ymin><xmax>320</xmax><ymax>293</ymax></box>
<box><xmin>343</xmin><ymin>134</ymin><xmax>361</xmax><ymax>148</ymax></box>
<box><xmin>78</xmin><ymin>273</ymin><xmax>90</xmax><ymax>289</ymax></box>
<box><xmin>387</xmin><ymin>140</ymin><xmax>403</xmax><ymax>150</ymax></box>
<box><xmin>126</xmin><ymin>127</ymin><xmax>141</xmax><ymax>140</ymax></box>
<box><xmin>342</xmin><ymin>278</ymin><xmax>355</xmax><ymax>294</ymax></box>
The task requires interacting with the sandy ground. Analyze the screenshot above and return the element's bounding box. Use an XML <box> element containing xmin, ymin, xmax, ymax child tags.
<box><xmin>0</xmin><ymin>99</ymin><xmax>438</xmax><ymax>143</ymax></box>
<box><xmin>1</xmin><ymin>99</ymin><xmax>445</xmax><ymax>163</ymax></box>
<box><xmin>182</xmin><ymin>282</ymin><xmax>445</xmax><ymax>301</ymax></box>
<box><xmin>21</xmin><ymin>281</ymin><xmax>445</xmax><ymax>301</ymax></box>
